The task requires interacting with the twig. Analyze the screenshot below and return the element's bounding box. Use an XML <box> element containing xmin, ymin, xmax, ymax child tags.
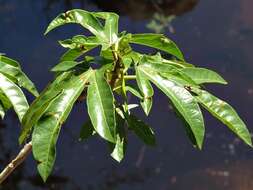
<box><xmin>0</xmin><ymin>141</ymin><xmax>32</xmax><ymax>184</ymax></box>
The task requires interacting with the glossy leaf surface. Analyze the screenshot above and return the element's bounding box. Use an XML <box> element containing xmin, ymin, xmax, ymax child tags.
<box><xmin>32</xmin><ymin>70</ymin><xmax>93</xmax><ymax>181</ymax></box>
<box><xmin>130</xmin><ymin>33</ymin><xmax>184</xmax><ymax>61</ymax></box>
<box><xmin>182</xmin><ymin>68</ymin><xmax>227</xmax><ymax>85</ymax></box>
<box><xmin>0</xmin><ymin>73</ymin><xmax>29</xmax><ymax>122</ymax></box>
<box><xmin>193</xmin><ymin>88</ymin><xmax>252</xmax><ymax>146</ymax></box>
<box><xmin>138</xmin><ymin>65</ymin><xmax>205</xmax><ymax>149</ymax></box>
<box><xmin>136</xmin><ymin>66</ymin><xmax>153</xmax><ymax>115</ymax></box>
<box><xmin>87</xmin><ymin>70</ymin><xmax>116</xmax><ymax>143</ymax></box>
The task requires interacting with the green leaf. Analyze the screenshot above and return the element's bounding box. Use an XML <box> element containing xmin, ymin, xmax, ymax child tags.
<box><xmin>93</xmin><ymin>12</ymin><xmax>119</xmax><ymax>46</ymax></box>
<box><xmin>79</xmin><ymin>120</ymin><xmax>95</xmax><ymax>141</ymax></box>
<box><xmin>181</xmin><ymin>68</ymin><xmax>227</xmax><ymax>85</ymax></box>
<box><xmin>125</xmin><ymin>85</ymin><xmax>143</xmax><ymax>99</ymax></box>
<box><xmin>59</xmin><ymin>35</ymin><xmax>100</xmax><ymax>49</ymax></box>
<box><xmin>138</xmin><ymin>65</ymin><xmax>205</xmax><ymax>149</ymax></box>
<box><xmin>20</xmin><ymin>72</ymin><xmax>73</xmax><ymax>144</ymax></box>
<box><xmin>192</xmin><ymin>88</ymin><xmax>252</xmax><ymax>146</ymax></box>
<box><xmin>87</xmin><ymin>69</ymin><xmax>116</xmax><ymax>143</ymax></box>
<box><xmin>32</xmin><ymin>70</ymin><xmax>93</xmax><ymax>182</ymax></box>
<box><xmin>129</xmin><ymin>33</ymin><xmax>184</xmax><ymax>61</ymax></box>
<box><xmin>0</xmin><ymin>73</ymin><xmax>29</xmax><ymax>122</ymax></box>
<box><xmin>60</xmin><ymin>48</ymin><xmax>86</xmax><ymax>62</ymax></box>
<box><xmin>0</xmin><ymin>103</ymin><xmax>4</xmax><ymax>119</ymax></box>
<box><xmin>0</xmin><ymin>55</ymin><xmax>20</xmax><ymax>67</ymax></box>
<box><xmin>45</xmin><ymin>9</ymin><xmax>106</xmax><ymax>43</ymax></box>
<box><xmin>0</xmin><ymin>57</ymin><xmax>38</xmax><ymax>97</ymax></box>
<box><xmin>51</xmin><ymin>61</ymin><xmax>82</xmax><ymax>72</ymax></box>
<box><xmin>126</xmin><ymin>114</ymin><xmax>156</xmax><ymax>146</ymax></box>
<box><xmin>136</xmin><ymin>66</ymin><xmax>154</xmax><ymax>115</ymax></box>
<box><xmin>110</xmin><ymin>114</ymin><xmax>127</xmax><ymax>162</ymax></box>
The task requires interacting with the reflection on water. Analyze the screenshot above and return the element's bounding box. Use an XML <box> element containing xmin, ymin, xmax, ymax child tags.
<box><xmin>0</xmin><ymin>0</ymin><xmax>253</xmax><ymax>189</ymax></box>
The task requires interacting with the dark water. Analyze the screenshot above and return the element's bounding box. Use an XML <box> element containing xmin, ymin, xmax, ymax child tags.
<box><xmin>1</xmin><ymin>0</ymin><xmax>253</xmax><ymax>189</ymax></box>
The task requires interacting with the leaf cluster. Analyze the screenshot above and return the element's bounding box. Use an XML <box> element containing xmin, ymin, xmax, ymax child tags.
<box><xmin>1</xmin><ymin>9</ymin><xmax>251</xmax><ymax>182</ymax></box>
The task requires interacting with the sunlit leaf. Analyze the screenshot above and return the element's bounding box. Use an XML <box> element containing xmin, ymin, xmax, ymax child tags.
<box><xmin>192</xmin><ymin>88</ymin><xmax>252</xmax><ymax>146</ymax></box>
<box><xmin>136</xmin><ymin>66</ymin><xmax>153</xmax><ymax>115</ymax></box>
<box><xmin>0</xmin><ymin>73</ymin><xmax>29</xmax><ymax>122</ymax></box>
<box><xmin>32</xmin><ymin>70</ymin><xmax>93</xmax><ymax>182</ymax></box>
<box><xmin>182</xmin><ymin>68</ymin><xmax>227</xmax><ymax>85</ymax></box>
<box><xmin>0</xmin><ymin>103</ymin><xmax>4</xmax><ymax>119</ymax></box>
<box><xmin>51</xmin><ymin>61</ymin><xmax>82</xmax><ymax>72</ymax></box>
<box><xmin>129</xmin><ymin>33</ymin><xmax>184</xmax><ymax>61</ymax></box>
<box><xmin>87</xmin><ymin>69</ymin><xmax>116</xmax><ymax>143</ymax></box>
<box><xmin>45</xmin><ymin>9</ymin><xmax>106</xmax><ymax>40</ymax></box>
<box><xmin>138</xmin><ymin>65</ymin><xmax>205</xmax><ymax>149</ymax></box>
<box><xmin>0</xmin><ymin>56</ymin><xmax>38</xmax><ymax>96</ymax></box>
<box><xmin>19</xmin><ymin>72</ymin><xmax>73</xmax><ymax>144</ymax></box>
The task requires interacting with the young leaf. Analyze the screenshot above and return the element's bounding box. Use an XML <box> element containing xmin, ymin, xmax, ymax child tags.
<box><xmin>87</xmin><ymin>69</ymin><xmax>116</xmax><ymax>143</ymax></box>
<box><xmin>192</xmin><ymin>88</ymin><xmax>252</xmax><ymax>146</ymax></box>
<box><xmin>181</xmin><ymin>68</ymin><xmax>227</xmax><ymax>85</ymax></box>
<box><xmin>32</xmin><ymin>70</ymin><xmax>93</xmax><ymax>182</ymax></box>
<box><xmin>136</xmin><ymin>66</ymin><xmax>154</xmax><ymax>115</ymax></box>
<box><xmin>59</xmin><ymin>35</ymin><xmax>100</xmax><ymax>49</ymax></box>
<box><xmin>129</xmin><ymin>33</ymin><xmax>184</xmax><ymax>61</ymax></box>
<box><xmin>126</xmin><ymin>114</ymin><xmax>156</xmax><ymax>146</ymax></box>
<box><xmin>138</xmin><ymin>65</ymin><xmax>205</xmax><ymax>149</ymax></box>
<box><xmin>93</xmin><ymin>12</ymin><xmax>119</xmax><ymax>46</ymax></box>
<box><xmin>0</xmin><ymin>73</ymin><xmax>29</xmax><ymax>122</ymax></box>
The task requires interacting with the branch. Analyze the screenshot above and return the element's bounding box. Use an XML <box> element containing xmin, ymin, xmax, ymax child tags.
<box><xmin>0</xmin><ymin>141</ymin><xmax>32</xmax><ymax>184</ymax></box>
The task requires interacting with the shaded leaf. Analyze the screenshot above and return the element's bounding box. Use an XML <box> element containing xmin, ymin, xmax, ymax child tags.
<box><xmin>126</xmin><ymin>114</ymin><xmax>156</xmax><ymax>146</ymax></box>
<box><xmin>79</xmin><ymin>120</ymin><xmax>95</xmax><ymax>141</ymax></box>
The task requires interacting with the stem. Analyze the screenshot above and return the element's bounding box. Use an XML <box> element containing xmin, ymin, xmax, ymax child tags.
<box><xmin>0</xmin><ymin>141</ymin><xmax>32</xmax><ymax>184</ymax></box>
<box><xmin>124</xmin><ymin>75</ymin><xmax>136</xmax><ymax>80</ymax></box>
